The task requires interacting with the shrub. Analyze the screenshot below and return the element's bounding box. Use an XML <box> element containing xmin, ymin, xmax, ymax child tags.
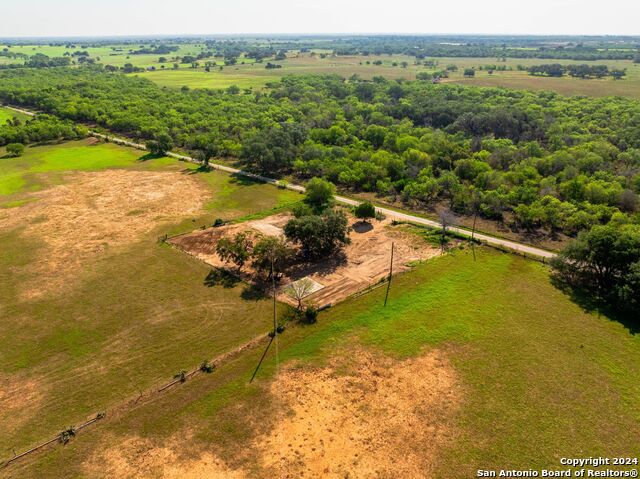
<box><xmin>354</xmin><ymin>201</ymin><xmax>376</xmax><ymax>222</ymax></box>
<box><xmin>5</xmin><ymin>142</ymin><xmax>25</xmax><ymax>157</ymax></box>
<box><xmin>304</xmin><ymin>305</ymin><xmax>318</xmax><ymax>324</ymax></box>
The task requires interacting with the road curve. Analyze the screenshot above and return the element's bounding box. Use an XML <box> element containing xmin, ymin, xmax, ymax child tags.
<box><xmin>5</xmin><ymin>105</ymin><xmax>555</xmax><ymax>260</ymax></box>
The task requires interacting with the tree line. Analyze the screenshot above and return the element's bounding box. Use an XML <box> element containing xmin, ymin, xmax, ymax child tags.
<box><xmin>0</xmin><ymin>114</ymin><xmax>86</xmax><ymax>149</ymax></box>
<box><xmin>526</xmin><ymin>63</ymin><xmax>627</xmax><ymax>79</ymax></box>
<box><xmin>0</xmin><ymin>67</ymin><xmax>638</xmax><ymax>243</ymax></box>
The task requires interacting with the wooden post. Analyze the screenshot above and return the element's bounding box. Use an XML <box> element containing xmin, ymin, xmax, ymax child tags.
<box><xmin>384</xmin><ymin>242</ymin><xmax>395</xmax><ymax>307</ymax></box>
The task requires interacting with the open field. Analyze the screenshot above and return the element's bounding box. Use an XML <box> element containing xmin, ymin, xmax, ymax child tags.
<box><xmin>132</xmin><ymin>52</ymin><xmax>640</xmax><ymax>98</ymax></box>
<box><xmin>7</xmin><ymin>248</ymin><xmax>639</xmax><ymax>477</ymax></box>
<box><xmin>1</xmin><ymin>115</ymin><xmax>638</xmax><ymax>478</ymax></box>
<box><xmin>0</xmin><ymin>139</ymin><xmax>301</xmax><ymax>458</ymax></box>
<box><xmin>0</xmin><ymin>106</ymin><xmax>30</xmax><ymax>125</ymax></box>
<box><xmin>133</xmin><ymin>69</ymin><xmax>280</xmax><ymax>90</ymax></box>
<box><xmin>4</xmin><ymin>40</ymin><xmax>639</xmax><ymax>97</ymax></box>
<box><xmin>1</xmin><ymin>43</ymin><xmax>256</xmax><ymax>70</ymax></box>
<box><xmin>170</xmin><ymin>213</ymin><xmax>442</xmax><ymax>307</ymax></box>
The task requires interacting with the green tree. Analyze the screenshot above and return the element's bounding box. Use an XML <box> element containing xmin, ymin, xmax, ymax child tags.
<box><xmin>304</xmin><ymin>177</ymin><xmax>336</xmax><ymax>212</ymax></box>
<box><xmin>146</xmin><ymin>133</ymin><xmax>173</xmax><ymax>156</ymax></box>
<box><xmin>551</xmin><ymin>223</ymin><xmax>640</xmax><ymax>313</ymax></box>
<box><xmin>216</xmin><ymin>232</ymin><xmax>253</xmax><ymax>271</ymax></box>
<box><xmin>195</xmin><ymin>147</ymin><xmax>215</xmax><ymax>170</ymax></box>
<box><xmin>251</xmin><ymin>236</ymin><xmax>293</xmax><ymax>279</ymax></box>
<box><xmin>284</xmin><ymin>208</ymin><xmax>350</xmax><ymax>259</ymax></box>
<box><xmin>354</xmin><ymin>201</ymin><xmax>376</xmax><ymax>223</ymax></box>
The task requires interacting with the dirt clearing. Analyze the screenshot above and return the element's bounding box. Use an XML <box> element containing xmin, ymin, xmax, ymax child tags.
<box><xmin>82</xmin><ymin>348</ymin><xmax>460</xmax><ymax>478</ymax></box>
<box><xmin>170</xmin><ymin>213</ymin><xmax>441</xmax><ymax>307</ymax></box>
<box><xmin>0</xmin><ymin>169</ymin><xmax>207</xmax><ymax>299</ymax></box>
<box><xmin>258</xmin><ymin>348</ymin><xmax>461</xmax><ymax>478</ymax></box>
<box><xmin>85</xmin><ymin>436</ymin><xmax>245</xmax><ymax>479</ymax></box>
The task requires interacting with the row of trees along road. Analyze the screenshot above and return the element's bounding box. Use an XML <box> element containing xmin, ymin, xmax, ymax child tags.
<box><xmin>1</xmin><ymin>69</ymin><xmax>637</xmax><ymax>242</ymax></box>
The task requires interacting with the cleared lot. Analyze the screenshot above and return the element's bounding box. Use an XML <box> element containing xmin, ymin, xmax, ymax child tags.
<box><xmin>169</xmin><ymin>213</ymin><xmax>441</xmax><ymax>307</ymax></box>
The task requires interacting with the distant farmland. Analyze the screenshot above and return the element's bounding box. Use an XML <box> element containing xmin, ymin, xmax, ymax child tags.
<box><xmin>133</xmin><ymin>53</ymin><xmax>640</xmax><ymax>98</ymax></box>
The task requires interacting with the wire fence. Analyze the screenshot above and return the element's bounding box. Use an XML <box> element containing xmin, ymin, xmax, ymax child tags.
<box><xmin>1</xmin><ymin>333</ymin><xmax>269</xmax><ymax>470</ymax></box>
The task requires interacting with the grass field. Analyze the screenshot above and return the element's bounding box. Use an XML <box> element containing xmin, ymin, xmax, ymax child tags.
<box><xmin>0</xmin><ymin>139</ymin><xmax>302</xmax><ymax>461</ymax></box>
<box><xmin>133</xmin><ymin>69</ymin><xmax>280</xmax><ymax>90</ymax></box>
<box><xmin>0</xmin><ymin>106</ymin><xmax>30</xmax><ymax>126</ymax></box>
<box><xmin>9</xmin><ymin>247</ymin><xmax>639</xmax><ymax>477</ymax></box>
<box><xmin>447</xmin><ymin>58</ymin><xmax>640</xmax><ymax>98</ymax></box>
<box><xmin>4</xmin><ymin>41</ymin><xmax>640</xmax><ymax>97</ymax></box>
<box><xmin>131</xmin><ymin>52</ymin><xmax>640</xmax><ymax>98</ymax></box>
<box><xmin>1</xmin><ymin>43</ymin><xmax>256</xmax><ymax>70</ymax></box>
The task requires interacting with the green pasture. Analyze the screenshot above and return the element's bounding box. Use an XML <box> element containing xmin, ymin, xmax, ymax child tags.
<box><xmin>12</xmin><ymin>247</ymin><xmax>639</xmax><ymax>477</ymax></box>
<box><xmin>0</xmin><ymin>138</ymin><xmax>302</xmax><ymax>457</ymax></box>
<box><xmin>0</xmin><ymin>105</ymin><xmax>30</xmax><ymax>125</ymax></box>
<box><xmin>132</xmin><ymin>69</ymin><xmax>279</xmax><ymax>90</ymax></box>
<box><xmin>5</xmin><ymin>41</ymin><xmax>640</xmax><ymax>97</ymax></box>
<box><xmin>129</xmin><ymin>52</ymin><xmax>640</xmax><ymax>98</ymax></box>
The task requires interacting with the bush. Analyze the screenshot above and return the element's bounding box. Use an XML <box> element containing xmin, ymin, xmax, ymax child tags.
<box><xmin>6</xmin><ymin>142</ymin><xmax>25</xmax><ymax>157</ymax></box>
<box><xmin>354</xmin><ymin>201</ymin><xmax>376</xmax><ymax>222</ymax></box>
<box><xmin>304</xmin><ymin>177</ymin><xmax>336</xmax><ymax>211</ymax></box>
<box><xmin>304</xmin><ymin>305</ymin><xmax>318</xmax><ymax>324</ymax></box>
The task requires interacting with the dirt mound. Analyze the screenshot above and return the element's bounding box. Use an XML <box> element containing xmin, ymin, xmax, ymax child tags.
<box><xmin>85</xmin><ymin>437</ymin><xmax>245</xmax><ymax>479</ymax></box>
<box><xmin>258</xmin><ymin>348</ymin><xmax>461</xmax><ymax>478</ymax></box>
<box><xmin>0</xmin><ymin>170</ymin><xmax>207</xmax><ymax>299</ymax></box>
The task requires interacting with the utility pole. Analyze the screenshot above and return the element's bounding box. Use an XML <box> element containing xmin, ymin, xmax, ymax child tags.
<box><xmin>272</xmin><ymin>256</ymin><xmax>277</xmax><ymax>336</ymax></box>
<box><xmin>250</xmin><ymin>256</ymin><xmax>278</xmax><ymax>384</ymax></box>
<box><xmin>384</xmin><ymin>242</ymin><xmax>395</xmax><ymax>307</ymax></box>
<box><xmin>471</xmin><ymin>208</ymin><xmax>478</xmax><ymax>262</ymax></box>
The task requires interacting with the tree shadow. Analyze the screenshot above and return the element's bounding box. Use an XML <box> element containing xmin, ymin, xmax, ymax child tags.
<box><xmin>352</xmin><ymin>221</ymin><xmax>373</xmax><ymax>234</ymax></box>
<box><xmin>184</xmin><ymin>164</ymin><xmax>211</xmax><ymax>175</ymax></box>
<box><xmin>241</xmin><ymin>284</ymin><xmax>268</xmax><ymax>301</ymax></box>
<box><xmin>138</xmin><ymin>153</ymin><xmax>164</xmax><ymax>162</ymax></box>
<box><xmin>550</xmin><ymin>275</ymin><xmax>639</xmax><ymax>335</ymax></box>
<box><xmin>229</xmin><ymin>173</ymin><xmax>263</xmax><ymax>186</ymax></box>
<box><xmin>203</xmin><ymin>268</ymin><xmax>240</xmax><ymax>288</ymax></box>
<box><xmin>285</xmin><ymin>250</ymin><xmax>348</xmax><ymax>280</ymax></box>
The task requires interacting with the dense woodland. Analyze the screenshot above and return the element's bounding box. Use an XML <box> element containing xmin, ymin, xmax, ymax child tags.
<box><xmin>0</xmin><ymin>113</ymin><xmax>85</xmax><ymax>145</ymax></box>
<box><xmin>1</xmin><ymin>67</ymin><xmax>639</xmax><ymax>241</ymax></box>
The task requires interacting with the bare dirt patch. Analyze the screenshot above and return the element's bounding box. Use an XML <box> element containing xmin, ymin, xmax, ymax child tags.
<box><xmin>85</xmin><ymin>436</ymin><xmax>245</xmax><ymax>479</ymax></box>
<box><xmin>170</xmin><ymin>214</ymin><xmax>441</xmax><ymax>307</ymax></box>
<box><xmin>0</xmin><ymin>374</ymin><xmax>49</xmax><ymax>440</ymax></box>
<box><xmin>0</xmin><ymin>170</ymin><xmax>207</xmax><ymax>299</ymax></box>
<box><xmin>82</xmin><ymin>348</ymin><xmax>460</xmax><ymax>479</ymax></box>
<box><xmin>257</xmin><ymin>348</ymin><xmax>461</xmax><ymax>478</ymax></box>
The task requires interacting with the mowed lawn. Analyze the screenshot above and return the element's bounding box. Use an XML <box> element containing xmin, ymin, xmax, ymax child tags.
<box><xmin>0</xmin><ymin>139</ymin><xmax>301</xmax><ymax>456</ymax></box>
<box><xmin>12</xmin><ymin>248</ymin><xmax>640</xmax><ymax>477</ymax></box>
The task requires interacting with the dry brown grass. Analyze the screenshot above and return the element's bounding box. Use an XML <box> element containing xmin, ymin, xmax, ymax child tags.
<box><xmin>85</xmin><ymin>436</ymin><xmax>245</xmax><ymax>479</ymax></box>
<box><xmin>81</xmin><ymin>347</ymin><xmax>460</xmax><ymax>479</ymax></box>
<box><xmin>258</xmin><ymin>348</ymin><xmax>461</xmax><ymax>478</ymax></box>
<box><xmin>0</xmin><ymin>169</ymin><xmax>207</xmax><ymax>299</ymax></box>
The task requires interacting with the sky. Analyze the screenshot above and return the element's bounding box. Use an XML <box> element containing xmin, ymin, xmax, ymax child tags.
<box><xmin>1</xmin><ymin>0</ymin><xmax>638</xmax><ymax>37</ymax></box>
